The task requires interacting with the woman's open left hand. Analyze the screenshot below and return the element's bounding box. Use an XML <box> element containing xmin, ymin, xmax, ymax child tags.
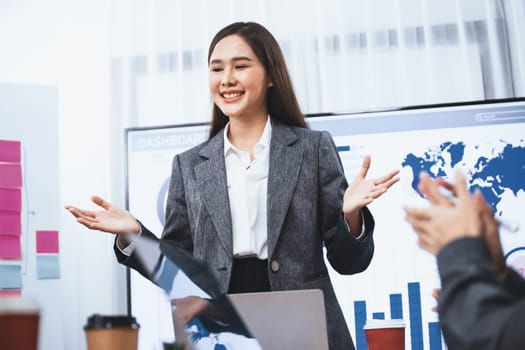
<box><xmin>343</xmin><ymin>155</ymin><xmax>400</xmax><ymax>216</ymax></box>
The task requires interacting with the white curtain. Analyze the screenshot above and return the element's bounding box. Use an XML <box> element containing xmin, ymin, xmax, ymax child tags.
<box><xmin>110</xmin><ymin>0</ymin><xmax>525</xmax><ymax>128</ymax></box>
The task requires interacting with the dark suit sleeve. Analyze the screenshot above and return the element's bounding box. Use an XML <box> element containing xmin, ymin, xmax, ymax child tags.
<box><xmin>437</xmin><ymin>237</ymin><xmax>525</xmax><ymax>350</ymax></box>
<box><xmin>503</xmin><ymin>267</ymin><xmax>525</xmax><ymax>296</ymax></box>
<box><xmin>317</xmin><ymin>131</ymin><xmax>375</xmax><ymax>274</ymax></box>
<box><xmin>326</xmin><ymin>209</ymin><xmax>375</xmax><ymax>274</ymax></box>
<box><xmin>113</xmin><ymin>221</ymin><xmax>160</xmax><ymax>279</ymax></box>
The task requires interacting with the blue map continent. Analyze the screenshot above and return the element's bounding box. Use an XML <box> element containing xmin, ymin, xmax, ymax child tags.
<box><xmin>402</xmin><ymin>141</ymin><xmax>525</xmax><ymax>214</ymax></box>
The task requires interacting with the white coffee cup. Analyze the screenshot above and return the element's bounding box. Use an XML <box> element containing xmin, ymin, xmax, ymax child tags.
<box><xmin>0</xmin><ymin>296</ymin><xmax>40</xmax><ymax>350</ymax></box>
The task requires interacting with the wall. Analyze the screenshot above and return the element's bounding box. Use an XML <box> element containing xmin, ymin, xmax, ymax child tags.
<box><xmin>0</xmin><ymin>83</ymin><xmax>66</xmax><ymax>349</ymax></box>
<box><xmin>0</xmin><ymin>1</ymin><xmax>127</xmax><ymax>349</ymax></box>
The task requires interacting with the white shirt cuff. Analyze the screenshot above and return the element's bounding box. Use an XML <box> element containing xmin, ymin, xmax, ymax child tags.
<box><xmin>116</xmin><ymin>226</ymin><xmax>142</xmax><ymax>256</ymax></box>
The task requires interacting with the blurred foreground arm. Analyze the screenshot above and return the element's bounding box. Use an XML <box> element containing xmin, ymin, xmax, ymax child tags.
<box><xmin>437</xmin><ymin>238</ymin><xmax>525</xmax><ymax>350</ymax></box>
<box><xmin>405</xmin><ymin>171</ymin><xmax>525</xmax><ymax>349</ymax></box>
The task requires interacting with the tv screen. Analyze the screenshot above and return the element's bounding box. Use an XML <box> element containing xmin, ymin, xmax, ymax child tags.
<box><xmin>126</xmin><ymin>98</ymin><xmax>525</xmax><ymax>350</ymax></box>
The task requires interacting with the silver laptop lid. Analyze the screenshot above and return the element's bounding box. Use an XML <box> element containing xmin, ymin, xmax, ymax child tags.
<box><xmin>229</xmin><ymin>290</ymin><xmax>329</xmax><ymax>350</ymax></box>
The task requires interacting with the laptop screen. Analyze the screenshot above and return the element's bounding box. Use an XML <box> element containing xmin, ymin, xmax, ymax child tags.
<box><xmin>129</xmin><ymin>234</ymin><xmax>263</xmax><ymax>350</ymax></box>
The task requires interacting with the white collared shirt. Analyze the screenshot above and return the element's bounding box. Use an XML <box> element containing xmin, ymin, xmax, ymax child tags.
<box><xmin>224</xmin><ymin>117</ymin><xmax>271</xmax><ymax>259</ymax></box>
<box><xmin>117</xmin><ymin>117</ymin><xmax>366</xmax><ymax>257</ymax></box>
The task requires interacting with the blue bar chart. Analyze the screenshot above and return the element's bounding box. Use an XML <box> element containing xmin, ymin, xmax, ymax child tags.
<box><xmin>354</xmin><ymin>282</ymin><xmax>443</xmax><ymax>350</ymax></box>
<box><xmin>408</xmin><ymin>282</ymin><xmax>424</xmax><ymax>350</ymax></box>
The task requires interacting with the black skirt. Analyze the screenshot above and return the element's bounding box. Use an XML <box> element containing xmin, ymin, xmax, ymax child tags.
<box><xmin>227</xmin><ymin>257</ymin><xmax>271</xmax><ymax>294</ymax></box>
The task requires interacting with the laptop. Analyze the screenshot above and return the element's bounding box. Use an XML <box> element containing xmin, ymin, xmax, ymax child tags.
<box><xmin>229</xmin><ymin>289</ymin><xmax>329</xmax><ymax>350</ymax></box>
<box><xmin>129</xmin><ymin>234</ymin><xmax>330</xmax><ymax>350</ymax></box>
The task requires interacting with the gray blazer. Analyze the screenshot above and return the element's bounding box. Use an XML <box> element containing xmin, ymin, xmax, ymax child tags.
<box><xmin>116</xmin><ymin>118</ymin><xmax>375</xmax><ymax>350</ymax></box>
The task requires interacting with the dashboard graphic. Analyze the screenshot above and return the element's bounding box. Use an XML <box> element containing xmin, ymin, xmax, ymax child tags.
<box><xmin>126</xmin><ymin>99</ymin><xmax>525</xmax><ymax>350</ymax></box>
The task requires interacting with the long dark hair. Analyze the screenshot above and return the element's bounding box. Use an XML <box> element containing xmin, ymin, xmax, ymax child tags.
<box><xmin>207</xmin><ymin>21</ymin><xmax>307</xmax><ymax>139</ymax></box>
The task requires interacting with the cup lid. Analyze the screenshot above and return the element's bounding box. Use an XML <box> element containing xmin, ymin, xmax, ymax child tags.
<box><xmin>84</xmin><ymin>314</ymin><xmax>140</xmax><ymax>330</ymax></box>
<box><xmin>363</xmin><ymin>319</ymin><xmax>406</xmax><ymax>330</ymax></box>
<box><xmin>0</xmin><ymin>296</ymin><xmax>40</xmax><ymax>314</ymax></box>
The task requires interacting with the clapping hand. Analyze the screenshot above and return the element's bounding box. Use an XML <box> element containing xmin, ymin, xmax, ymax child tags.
<box><xmin>404</xmin><ymin>171</ymin><xmax>481</xmax><ymax>255</ymax></box>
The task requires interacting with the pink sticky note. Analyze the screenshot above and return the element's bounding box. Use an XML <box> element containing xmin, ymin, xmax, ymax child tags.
<box><xmin>0</xmin><ymin>211</ymin><xmax>21</xmax><ymax>235</ymax></box>
<box><xmin>0</xmin><ymin>235</ymin><xmax>21</xmax><ymax>259</ymax></box>
<box><xmin>0</xmin><ymin>140</ymin><xmax>21</xmax><ymax>163</ymax></box>
<box><xmin>36</xmin><ymin>230</ymin><xmax>59</xmax><ymax>253</ymax></box>
<box><xmin>0</xmin><ymin>188</ymin><xmax>21</xmax><ymax>212</ymax></box>
<box><xmin>0</xmin><ymin>289</ymin><xmax>22</xmax><ymax>297</ymax></box>
<box><xmin>0</xmin><ymin>163</ymin><xmax>22</xmax><ymax>188</ymax></box>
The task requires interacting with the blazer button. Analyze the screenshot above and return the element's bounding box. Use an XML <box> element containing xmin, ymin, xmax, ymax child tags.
<box><xmin>270</xmin><ymin>260</ymin><xmax>280</xmax><ymax>272</ymax></box>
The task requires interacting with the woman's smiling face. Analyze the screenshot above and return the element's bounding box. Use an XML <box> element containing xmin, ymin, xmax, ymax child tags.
<box><xmin>208</xmin><ymin>34</ymin><xmax>272</xmax><ymax>121</ymax></box>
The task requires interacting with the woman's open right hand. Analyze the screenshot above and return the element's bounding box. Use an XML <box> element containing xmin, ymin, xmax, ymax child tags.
<box><xmin>65</xmin><ymin>195</ymin><xmax>140</xmax><ymax>235</ymax></box>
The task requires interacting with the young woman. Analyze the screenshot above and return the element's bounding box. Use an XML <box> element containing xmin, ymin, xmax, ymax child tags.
<box><xmin>67</xmin><ymin>22</ymin><xmax>400</xmax><ymax>350</ymax></box>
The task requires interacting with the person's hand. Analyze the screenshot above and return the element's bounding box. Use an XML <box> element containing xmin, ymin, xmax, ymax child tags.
<box><xmin>475</xmin><ymin>191</ymin><xmax>509</xmax><ymax>280</ymax></box>
<box><xmin>431</xmin><ymin>288</ymin><xmax>440</xmax><ymax>313</ymax></box>
<box><xmin>343</xmin><ymin>155</ymin><xmax>400</xmax><ymax>233</ymax></box>
<box><xmin>65</xmin><ymin>195</ymin><xmax>140</xmax><ymax>235</ymax></box>
<box><xmin>404</xmin><ymin>171</ymin><xmax>481</xmax><ymax>255</ymax></box>
<box><xmin>171</xmin><ymin>296</ymin><xmax>213</xmax><ymax>325</ymax></box>
<box><xmin>417</xmin><ymin>172</ymin><xmax>455</xmax><ymax>207</ymax></box>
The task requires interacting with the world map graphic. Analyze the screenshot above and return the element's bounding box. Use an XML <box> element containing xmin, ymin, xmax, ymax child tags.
<box><xmin>401</xmin><ymin>140</ymin><xmax>525</xmax><ymax>215</ymax></box>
